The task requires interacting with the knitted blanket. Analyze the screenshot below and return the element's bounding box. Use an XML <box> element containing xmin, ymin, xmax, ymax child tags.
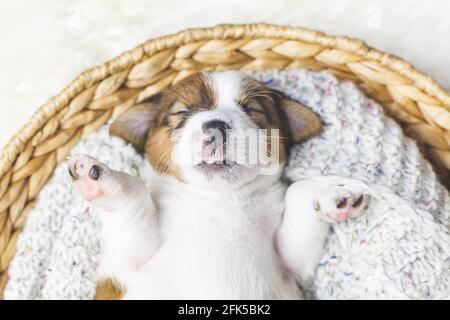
<box><xmin>5</xmin><ymin>69</ymin><xmax>450</xmax><ymax>299</ymax></box>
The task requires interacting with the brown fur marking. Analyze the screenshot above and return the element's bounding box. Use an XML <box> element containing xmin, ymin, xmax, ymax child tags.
<box><xmin>94</xmin><ymin>277</ymin><xmax>125</xmax><ymax>300</ymax></box>
<box><xmin>236</xmin><ymin>77</ymin><xmax>321</xmax><ymax>163</ymax></box>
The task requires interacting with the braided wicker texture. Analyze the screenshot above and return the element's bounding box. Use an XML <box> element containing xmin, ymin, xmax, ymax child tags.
<box><xmin>1</xmin><ymin>23</ymin><xmax>449</xmax><ymax>298</ymax></box>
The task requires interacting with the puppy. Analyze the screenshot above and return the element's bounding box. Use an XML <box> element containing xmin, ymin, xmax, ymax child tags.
<box><xmin>67</xmin><ymin>71</ymin><xmax>370</xmax><ymax>299</ymax></box>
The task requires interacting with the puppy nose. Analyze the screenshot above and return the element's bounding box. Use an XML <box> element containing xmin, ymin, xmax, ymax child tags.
<box><xmin>203</xmin><ymin>120</ymin><xmax>230</xmax><ymax>135</ymax></box>
<box><xmin>202</xmin><ymin>120</ymin><xmax>230</xmax><ymax>144</ymax></box>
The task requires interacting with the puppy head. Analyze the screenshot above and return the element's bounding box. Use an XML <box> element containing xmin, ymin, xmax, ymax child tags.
<box><xmin>110</xmin><ymin>71</ymin><xmax>321</xmax><ymax>187</ymax></box>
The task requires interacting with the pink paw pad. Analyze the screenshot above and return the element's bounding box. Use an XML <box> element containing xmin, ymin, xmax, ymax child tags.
<box><xmin>314</xmin><ymin>193</ymin><xmax>370</xmax><ymax>222</ymax></box>
<box><xmin>68</xmin><ymin>155</ymin><xmax>105</xmax><ymax>201</ymax></box>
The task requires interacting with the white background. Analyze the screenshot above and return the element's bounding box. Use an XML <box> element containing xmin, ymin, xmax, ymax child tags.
<box><xmin>0</xmin><ymin>0</ymin><xmax>449</xmax><ymax>148</ymax></box>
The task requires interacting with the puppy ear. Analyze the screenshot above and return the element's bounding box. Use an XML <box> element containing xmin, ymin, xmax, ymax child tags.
<box><xmin>280</xmin><ymin>97</ymin><xmax>322</xmax><ymax>143</ymax></box>
<box><xmin>109</xmin><ymin>95</ymin><xmax>162</xmax><ymax>152</ymax></box>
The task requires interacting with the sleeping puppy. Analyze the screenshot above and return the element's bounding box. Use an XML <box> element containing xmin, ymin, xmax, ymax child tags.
<box><xmin>67</xmin><ymin>71</ymin><xmax>370</xmax><ymax>299</ymax></box>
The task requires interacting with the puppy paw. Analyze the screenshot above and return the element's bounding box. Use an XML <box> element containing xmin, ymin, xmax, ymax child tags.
<box><xmin>67</xmin><ymin>154</ymin><xmax>118</xmax><ymax>201</ymax></box>
<box><xmin>313</xmin><ymin>188</ymin><xmax>370</xmax><ymax>223</ymax></box>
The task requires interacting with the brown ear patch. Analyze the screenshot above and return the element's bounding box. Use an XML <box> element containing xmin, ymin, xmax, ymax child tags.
<box><xmin>109</xmin><ymin>103</ymin><xmax>160</xmax><ymax>152</ymax></box>
<box><xmin>235</xmin><ymin>77</ymin><xmax>321</xmax><ymax>167</ymax></box>
<box><xmin>280</xmin><ymin>97</ymin><xmax>322</xmax><ymax>143</ymax></box>
<box><xmin>237</xmin><ymin>77</ymin><xmax>322</xmax><ymax>144</ymax></box>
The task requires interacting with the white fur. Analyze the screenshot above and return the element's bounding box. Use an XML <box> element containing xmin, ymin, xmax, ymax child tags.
<box><xmin>96</xmin><ymin>173</ymin><xmax>160</xmax><ymax>285</ymax></box>
<box><xmin>78</xmin><ymin>72</ymin><xmax>371</xmax><ymax>299</ymax></box>
<box><xmin>277</xmin><ymin>178</ymin><xmax>370</xmax><ymax>282</ymax></box>
<box><xmin>211</xmin><ymin>71</ymin><xmax>246</xmax><ymax>110</ymax></box>
<box><xmin>124</xmin><ymin>175</ymin><xmax>300</xmax><ymax>299</ymax></box>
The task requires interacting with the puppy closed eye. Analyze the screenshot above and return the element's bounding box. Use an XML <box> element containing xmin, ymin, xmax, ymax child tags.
<box><xmin>171</xmin><ymin>108</ymin><xmax>191</xmax><ymax>116</ymax></box>
<box><xmin>240</xmin><ymin>104</ymin><xmax>265</xmax><ymax>114</ymax></box>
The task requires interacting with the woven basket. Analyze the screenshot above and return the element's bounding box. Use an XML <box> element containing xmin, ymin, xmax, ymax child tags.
<box><xmin>1</xmin><ymin>23</ymin><xmax>450</xmax><ymax>298</ymax></box>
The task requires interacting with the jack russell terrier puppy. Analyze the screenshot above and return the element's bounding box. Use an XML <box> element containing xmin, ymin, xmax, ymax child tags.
<box><xmin>67</xmin><ymin>71</ymin><xmax>370</xmax><ymax>299</ymax></box>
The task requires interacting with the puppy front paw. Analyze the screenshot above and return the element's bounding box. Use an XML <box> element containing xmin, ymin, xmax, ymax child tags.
<box><xmin>67</xmin><ymin>154</ymin><xmax>118</xmax><ymax>201</ymax></box>
<box><xmin>313</xmin><ymin>189</ymin><xmax>370</xmax><ymax>223</ymax></box>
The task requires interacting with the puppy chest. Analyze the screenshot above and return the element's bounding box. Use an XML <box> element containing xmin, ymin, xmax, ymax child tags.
<box><xmin>159</xmin><ymin>193</ymin><xmax>283</xmax><ymax>243</ymax></box>
<box><xmin>146</xmin><ymin>201</ymin><xmax>288</xmax><ymax>299</ymax></box>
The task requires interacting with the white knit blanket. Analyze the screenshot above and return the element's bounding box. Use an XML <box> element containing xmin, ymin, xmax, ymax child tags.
<box><xmin>5</xmin><ymin>69</ymin><xmax>450</xmax><ymax>300</ymax></box>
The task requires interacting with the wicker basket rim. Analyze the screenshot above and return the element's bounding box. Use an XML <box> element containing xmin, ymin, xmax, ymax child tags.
<box><xmin>1</xmin><ymin>23</ymin><xmax>449</xmax><ymax>178</ymax></box>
